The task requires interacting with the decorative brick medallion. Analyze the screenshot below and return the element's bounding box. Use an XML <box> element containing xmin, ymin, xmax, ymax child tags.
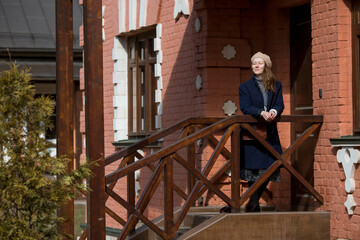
<box><xmin>222</xmin><ymin>100</ymin><xmax>237</xmax><ymax>116</ymax></box>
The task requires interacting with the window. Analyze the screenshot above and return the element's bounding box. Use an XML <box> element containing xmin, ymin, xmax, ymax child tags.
<box><xmin>128</xmin><ymin>31</ymin><xmax>157</xmax><ymax>137</ymax></box>
<box><xmin>352</xmin><ymin>0</ymin><xmax>360</xmax><ymax>134</ymax></box>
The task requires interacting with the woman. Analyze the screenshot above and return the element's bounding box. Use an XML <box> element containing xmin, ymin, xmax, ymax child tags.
<box><xmin>220</xmin><ymin>52</ymin><xmax>284</xmax><ymax>213</ymax></box>
<box><xmin>239</xmin><ymin>52</ymin><xmax>284</xmax><ymax>212</ymax></box>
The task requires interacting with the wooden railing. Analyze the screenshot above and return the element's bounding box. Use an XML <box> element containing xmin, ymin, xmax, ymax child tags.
<box><xmin>81</xmin><ymin>115</ymin><xmax>323</xmax><ymax>240</ymax></box>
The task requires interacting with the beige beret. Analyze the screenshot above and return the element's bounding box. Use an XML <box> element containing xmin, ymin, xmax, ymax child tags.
<box><xmin>251</xmin><ymin>52</ymin><xmax>272</xmax><ymax>68</ymax></box>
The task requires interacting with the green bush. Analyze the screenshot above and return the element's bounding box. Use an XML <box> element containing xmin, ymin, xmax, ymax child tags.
<box><xmin>0</xmin><ymin>63</ymin><xmax>91</xmax><ymax>240</ymax></box>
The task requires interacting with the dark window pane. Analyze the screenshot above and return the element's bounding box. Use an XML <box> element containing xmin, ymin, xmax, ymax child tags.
<box><xmin>149</xmin><ymin>38</ymin><xmax>155</xmax><ymax>58</ymax></box>
<box><xmin>128</xmin><ymin>31</ymin><xmax>157</xmax><ymax>135</ymax></box>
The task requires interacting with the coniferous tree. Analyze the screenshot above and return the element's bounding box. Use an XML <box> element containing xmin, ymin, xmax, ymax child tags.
<box><xmin>0</xmin><ymin>63</ymin><xmax>91</xmax><ymax>240</ymax></box>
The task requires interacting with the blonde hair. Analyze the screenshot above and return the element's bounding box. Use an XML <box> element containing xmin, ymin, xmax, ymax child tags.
<box><xmin>261</xmin><ymin>65</ymin><xmax>276</xmax><ymax>92</ymax></box>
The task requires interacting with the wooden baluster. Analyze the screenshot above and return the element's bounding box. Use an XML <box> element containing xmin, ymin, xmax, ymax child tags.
<box><xmin>187</xmin><ymin>125</ymin><xmax>196</xmax><ymax>200</ymax></box>
<box><xmin>127</xmin><ymin>155</ymin><xmax>135</xmax><ymax>233</ymax></box>
<box><xmin>231</xmin><ymin>123</ymin><xmax>241</xmax><ymax>212</ymax></box>
<box><xmin>164</xmin><ymin>155</ymin><xmax>174</xmax><ymax>238</ymax></box>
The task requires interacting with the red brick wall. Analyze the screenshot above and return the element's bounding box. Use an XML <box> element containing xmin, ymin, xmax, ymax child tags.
<box><xmin>142</xmin><ymin>0</ymin><xmax>200</xmax><ymax>219</ymax></box>
<box><xmin>312</xmin><ymin>0</ymin><xmax>358</xmax><ymax>239</ymax></box>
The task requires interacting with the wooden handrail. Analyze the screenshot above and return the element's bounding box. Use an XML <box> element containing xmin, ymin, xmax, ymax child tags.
<box><xmin>105</xmin><ymin>117</ymin><xmax>238</xmax><ymax>184</ymax></box>
<box><xmin>105</xmin><ymin>117</ymin><xmax>223</xmax><ymax>165</ymax></box>
<box><xmin>105</xmin><ymin>115</ymin><xmax>322</xmax><ymax>165</ymax></box>
<box><xmin>89</xmin><ymin>115</ymin><xmax>323</xmax><ymax>240</ymax></box>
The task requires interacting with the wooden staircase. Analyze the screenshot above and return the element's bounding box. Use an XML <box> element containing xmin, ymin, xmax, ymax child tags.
<box><xmin>81</xmin><ymin>115</ymin><xmax>325</xmax><ymax>240</ymax></box>
<box><xmin>178</xmin><ymin>211</ymin><xmax>330</xmax><ymax>240</ymax></box>
<box><xmin>127</xmin><ymin>206</ymin><xmax>330</xmax><ymax>240</ymax></box>
<box><xmin>127</xmin><ymin>207</ymin><xmax>221</xmax><ymax>240</ymax></box>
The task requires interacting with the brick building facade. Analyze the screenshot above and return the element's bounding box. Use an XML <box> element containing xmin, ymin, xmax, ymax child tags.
<box><xmin>78</xmin><ymin>0</ymin><xmax>360</xmax><ymax>239</ymax></box>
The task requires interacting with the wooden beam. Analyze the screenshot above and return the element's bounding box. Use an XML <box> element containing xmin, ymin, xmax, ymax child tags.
<box><xmin>83</xmin><ymin>0</ymin><xmax>105</xmax><ymax>239</ymax></box>
<box><xmin>164</xmin><ymin>156</ymin><xmax>174</xmax><ymax>237</ymax></box>
<box><xmin>275</xmin><ymin>0</ymin><xmax>309</xmax><ymax>8</ymax></box>
<box><xmin>231</xmin><ymin>124</ymin><xmax>241</xmax><ymax>211</ymax></box>
<box><xmin>187</xmin><ymin>125</ymin><xmax>196</xmax><ymax>194</ymax></box>
<box><xmin>56</xmin><ymin>0</ymin><xmax>74</xmax><ymax>237</ymax></box>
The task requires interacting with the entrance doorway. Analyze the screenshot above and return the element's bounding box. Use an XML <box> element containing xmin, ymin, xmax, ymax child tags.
<box><xmin>290</xmin><ymin>3</ymin><xmax>316</xmax><ymax>210</ymax></box>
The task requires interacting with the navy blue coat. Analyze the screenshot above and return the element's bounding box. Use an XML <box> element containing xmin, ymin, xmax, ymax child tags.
<box><xmin>238</xmin><ymin>74</ymin><xmax>284</xmax><ymax>169</ymax></box>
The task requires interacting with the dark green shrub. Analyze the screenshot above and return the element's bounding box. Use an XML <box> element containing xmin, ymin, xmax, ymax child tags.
<box><xmin>0</xmin><ymin>63</ymin><xmax>91</xmax><ymax>240</ymax></box>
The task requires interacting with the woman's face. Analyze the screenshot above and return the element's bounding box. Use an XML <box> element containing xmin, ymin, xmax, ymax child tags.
<box><xmin>251</xmin><ymin>57</ymin><xmax>265</xmax><ymax>76</ymax></box>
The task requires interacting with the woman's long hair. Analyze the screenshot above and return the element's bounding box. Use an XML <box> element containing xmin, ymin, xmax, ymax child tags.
<box><xmin>261</xmin><ymin>65</ymin><xmax>276</xmax><ymax>92</ymax></box>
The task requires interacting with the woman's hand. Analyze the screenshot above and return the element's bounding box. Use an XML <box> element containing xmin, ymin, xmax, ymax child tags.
<box><xmin>269</xmin><ymin>109</ymin><xmax>277</xmax><ymax>120</ymax></box>
<box><xmin>261</xmin><ymin>110</ymin><xmax>277</xmax><ymax>122</ymax></box>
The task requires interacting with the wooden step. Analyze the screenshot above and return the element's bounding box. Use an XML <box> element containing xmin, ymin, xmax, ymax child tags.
<box><xmin>126</xmin><ymin>205</ymin><xmax>279</xmax><ymax>239</ymax></box>
<box><xmin>178</xmin><ymin>211</ymin><xmax>330</xmax><ymax>240</ymax></box>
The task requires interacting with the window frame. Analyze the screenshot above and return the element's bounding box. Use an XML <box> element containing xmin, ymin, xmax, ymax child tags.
<box><xmin>127</xmin><ymin>31</ymin><xmax>157</xmax><ymax>137</ymax></box>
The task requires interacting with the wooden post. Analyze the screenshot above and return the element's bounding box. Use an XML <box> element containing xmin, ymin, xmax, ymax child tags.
<box><xmin>187</xmin><ymin>125</ymin><xmax>196</xmax><ymax>198</ymax></box>
<box><xmin>164</xmin><ymin>156</ymin><xmax>174</xmax><ymax>236</ymax></box>
<box><xmin>83</xmin><ymin>0</ymin><xmax>106</xmax><ymax>239</ymax></box>
<box><xmin>231</xmin><ymin>124</ymin><xmax>241</xmax><ymax>212</ymax></box>
<box><xmin>127</xmin><ymin>156</ymin><xmax>135</xmax><ymax>233</ymax></box>
<box><xmin>56</xmin><ymin>0</ymin><xmax>74</xmax><ymax>236</ymax></box>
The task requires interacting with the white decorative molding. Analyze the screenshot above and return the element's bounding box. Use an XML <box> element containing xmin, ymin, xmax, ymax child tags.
<box><xmin>157</xmin><ymin>50</ymin><xmax>163</xmax><ymax>64</ymax></box>
<box><xmin>221</xmin><ymin>44</ymin><xmax>237</xmax><ymax>60</ymax></box>
<box><xmin>196</xmin><ymin>74</ymin><xmax>202</xmax><ymax>90</ymax></box>
<box><xmin>156</xmin><ymin>24</ymin><xmax>162</xmax><ymax>37</ymax></box>
<box><xmin>154</xmin><ymin>24</ymin><xmax>163</xmax><ymax>129</ymax></box>
<box><xmin>336</xmin><ymin>147</ymin><xmax>360</xmax><ymax>215</ymax></box>
<box><xmin>154</xmin><ymin>37</ymin><xmax>161</xmax><ymax>51</ymax></box>
<box><xmin>129</xmin><ymin>0</ymin><xmax>137</xmax><ymax>30</ymax></box>
<box><xmin>195</xmin><ymin>17</ymin><xmax>202</xmax><ymax>32</ymax></box>
<box><xmin>112</xmin><ymin>38</ymin><xmax>128</xmax><ymax>141</ymax></box>
<box><xmin>345</xmin><ymin>195</ymin><xmax>356</xmax><ymax>215</ymax></box>
<box><xmin>139</xmin><ymin>0</ymin><xmax>148</xmax><ymax>27</ymax></box>
<box><xmin>118</xmin><ymin>0</ymin><xmax>126</xmax><ymax>33</ymax></box>
<box><xmin>154</xmin><ymin>62</ymin><xmax>162</xmax><ymax>77</ymax></box>
<box><xmin>222</xmin><ymin>100</ymin><xmax>237</xmax><ymax>116</ymax></box>
<box><xmin>174</xmin><ymin>0</ymin><xmax>189</xmax><ymax>20</ymax></box>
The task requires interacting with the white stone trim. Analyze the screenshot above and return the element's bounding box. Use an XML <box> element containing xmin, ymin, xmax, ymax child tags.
<box><xmin>154</xmin><ymin>37</ymin><xmax>161</xmax><ymax>51</ymax></box>
<box><xmin>157</xmin><ymin>50</ymin><xmax>163</xmax><ymax>64</ymax></box>
<box><xmin>154</xmin><ymin>24</ymin><xmax>162</xmax><ymax>129</ymax></box>
<box><xmin>156</xmin><ymin>24</ymin><xmax>162</xmax><ymax>38</ymax></box>
<box><xmin>154</xmin><ymin>62</ymin><xmax>162</xmax><ymax>77</ymax></box>
<box><xmin>112</xmin><ymin>38</ymin><xmax>128</xmax><ymax>141</ymax></box>
<box><xmin>139</xmin><ymin>0</ymin><xmax>148</xmax><ymax>27</ymax></box>
<box><xmin>174</xmin><ymin>0</ymin><xmax>189</xmax><ymax>20</ymax></box>
<box><xmin>129</xmin><ymin>0</ymin><xmax>137</xmax><ymax>31</ymax></box>
<box><xmin>157</xmin><ymin>76</ymin><xmax>163</xmax><ymax>90</ymax></box>
<box><xmin>118</xmin><ymin>0</ymin><xmax>126</xmax><ymax>33</ymax></box>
